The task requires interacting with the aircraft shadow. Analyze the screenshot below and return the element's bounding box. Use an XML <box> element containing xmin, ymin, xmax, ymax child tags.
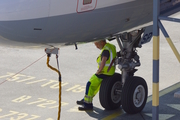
<box><xmin>85</xmin><ymin>106</ymin><xmax>123</xmax><ymax>120</ymax></box>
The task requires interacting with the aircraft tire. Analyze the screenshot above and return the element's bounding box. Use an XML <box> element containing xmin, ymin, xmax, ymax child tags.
<box><xmin>99</xmin><ymin>73</ymin><xmax>122</xmax><ymax>110</ymax></box>
<box><xmin>121</xmin><ymin>76</ymin><xmax>148</xmax><ymax>114</ymax></box>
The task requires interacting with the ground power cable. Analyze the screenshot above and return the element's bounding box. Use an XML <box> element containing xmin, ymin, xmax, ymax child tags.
<box><xmin>45</xmin><ymin>47</ymin><xmax>62</xmax><ymax>120</ymax></box>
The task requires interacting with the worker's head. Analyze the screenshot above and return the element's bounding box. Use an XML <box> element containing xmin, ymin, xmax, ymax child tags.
<box><xmin>94</xmin><ymin>40</ymin><xmax>106</xmax><ymax>50</ymax></box>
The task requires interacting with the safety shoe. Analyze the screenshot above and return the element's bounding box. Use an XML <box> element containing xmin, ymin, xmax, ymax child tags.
<box><xmin>78</xmin><ymin>103</ymin><xmax>93</xmax><ymax>111</ymax></box>
<box><xmin>78</xmin><ymin>106</ymin><xmax>93</xmax><ymax>111</ymax></box>
<box><xmin>76</xmin><ymin>99</ymin><xmax>84</xmax><ymax>105</ymax></box>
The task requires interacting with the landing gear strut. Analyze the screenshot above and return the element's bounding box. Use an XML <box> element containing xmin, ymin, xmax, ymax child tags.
<box><xmin>99</xmin><ymin>29</ymin><xmax>148</xmax><ymax>114</ymax></box>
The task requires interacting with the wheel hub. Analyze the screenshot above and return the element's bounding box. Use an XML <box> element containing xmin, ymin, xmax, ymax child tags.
<box><xmin>111</xmin><ymin>81</ymin><xmax>122</xmax><ymax>103</ymax></box>
<box><xmin>133</xmin><ymin>85</ymin><xmax>145</xmax><ymax>107</ymax></box>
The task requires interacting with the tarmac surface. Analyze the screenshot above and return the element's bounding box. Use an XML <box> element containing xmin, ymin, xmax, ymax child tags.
<box><xmin>0</xmin><ymin>14</ymin><xmax>180</xmax><ymax>120</ymax></box>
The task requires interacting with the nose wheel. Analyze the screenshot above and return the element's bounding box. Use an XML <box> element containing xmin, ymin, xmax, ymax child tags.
<box><xmin>121</xmin><ymin>76</ymin><xmax>148</xmax><ymax>114</ymax></box>
<box><xmin>99</xmin><ymin>75</ymin><xmax>147</xmax><ymax>114</ymax></box>
<box><xmin>99</xmin><ymin>73</ymin><xmax>122</xmax><ymax>110</ymax></box>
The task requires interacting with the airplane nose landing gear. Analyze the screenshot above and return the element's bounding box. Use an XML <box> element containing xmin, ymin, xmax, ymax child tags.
<box><xmin>99</xmin><ymin>29</ymin><xmax>148</xmax><ymax>114</ymax></box>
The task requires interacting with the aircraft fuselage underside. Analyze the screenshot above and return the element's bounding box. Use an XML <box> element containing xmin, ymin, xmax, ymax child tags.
<box><xmin>0</xmin><ymin>0</ymin><xmax>152</xmax><ymax>43</ymax></box>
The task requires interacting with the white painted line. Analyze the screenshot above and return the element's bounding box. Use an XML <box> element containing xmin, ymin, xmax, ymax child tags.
<box><xmin>167</xmin><ymin>104</ymin><xmax>180</xmax><ymax>112</ymax></box>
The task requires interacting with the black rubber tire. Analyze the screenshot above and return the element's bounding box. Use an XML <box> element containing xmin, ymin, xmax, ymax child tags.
<box><xmin>99</xmin><ymin>73</ymin><xmax>122</xmax><ymax>110</ymax></box>
<box><xmin>121</xmin><ymin>76</ymin><xmax>148</xmax><ymax>114</ymax></box>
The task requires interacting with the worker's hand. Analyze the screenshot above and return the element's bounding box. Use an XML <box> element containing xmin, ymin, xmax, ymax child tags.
<box><xmin>96</xmin><ymin>70</ymin><xmax>100</xmax><ymax>75</ymax></box>
<box><xmin>96</xmin><ymin>56</ymin><xmax>107</xmax><ymax>75</ymax></box>
<box><xmin>96</xmin><ymin>70</ymin><xmax>103</xmax><ymax>75</ymax></box>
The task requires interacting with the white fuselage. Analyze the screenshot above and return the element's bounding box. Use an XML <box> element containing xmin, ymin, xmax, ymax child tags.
<box><xmin>0</xmin><ymin>0</ymin><xmax>153</xmax><ymax>43</ymax></box>
<box><xmin>0</xmin><ymin>0</ymin><xmax>136</xmax><ymax>21</ymax></box>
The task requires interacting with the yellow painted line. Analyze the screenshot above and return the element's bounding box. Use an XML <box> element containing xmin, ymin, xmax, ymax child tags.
<box><xmin>102</xmin><ymin>82</ymin><xmax>180</xmax><ymax>120</ymax></box>
<box><xmin>153</xmin><ymin>36</ymin><xmax>159</xmax><ymax>60</ymax></box>
<box><xmin>152</xmin><ymin>83</ymin><xmax>159</xmax><ymax>106</ymax></box>
<box><xmin>101</xmin><ymin>109</ymin><xmax>124</xmax><ymax>120</ymax></box>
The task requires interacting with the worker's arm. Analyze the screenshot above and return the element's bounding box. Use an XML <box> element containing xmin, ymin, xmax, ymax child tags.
<box><xmin>96</xmin><ymin>56</ymin><xmax>107</xmax><ymax>74</ymax></box>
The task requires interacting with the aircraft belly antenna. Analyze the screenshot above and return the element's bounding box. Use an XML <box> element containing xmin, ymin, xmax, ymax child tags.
<box><xmin>74</xmin><ymin>43</ymin><xmax>78</xmax><ymax>50</ymax></box>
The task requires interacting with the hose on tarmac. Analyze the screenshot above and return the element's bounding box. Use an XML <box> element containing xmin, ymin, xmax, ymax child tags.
<box><xmin>46</xmin><ymin>54</ymin><xmax>61</xmax><ymax>120</ymax></box>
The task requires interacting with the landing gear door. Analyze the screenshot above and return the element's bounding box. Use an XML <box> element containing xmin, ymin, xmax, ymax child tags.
<box><xmin>140</xmin><ymin>25</ymin><xmax>153</xmax><ymax>45</ymax></box>
<box><xmin>77</xmin><ymin>0</ymin><xmax>97</xmax><ymax>13</ymax></box>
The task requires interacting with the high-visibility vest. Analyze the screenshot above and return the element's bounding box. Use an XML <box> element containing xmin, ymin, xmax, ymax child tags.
<box><xmin>97</xmin><ymin>43</ymin><xmax>116</xmax><ymax>75</ymax></box>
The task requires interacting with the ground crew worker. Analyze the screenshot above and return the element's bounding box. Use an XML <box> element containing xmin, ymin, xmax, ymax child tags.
<box><xmin>77</xmin><ymin>39</ymin><xmax>117</xmax><ymax>110</ymax></box>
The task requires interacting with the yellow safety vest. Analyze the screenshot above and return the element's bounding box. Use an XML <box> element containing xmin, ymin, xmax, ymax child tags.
<box><xmin>97</xmin><ymin>43</ymin><xmax>116</xmax><ymax>75</ymax></box>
